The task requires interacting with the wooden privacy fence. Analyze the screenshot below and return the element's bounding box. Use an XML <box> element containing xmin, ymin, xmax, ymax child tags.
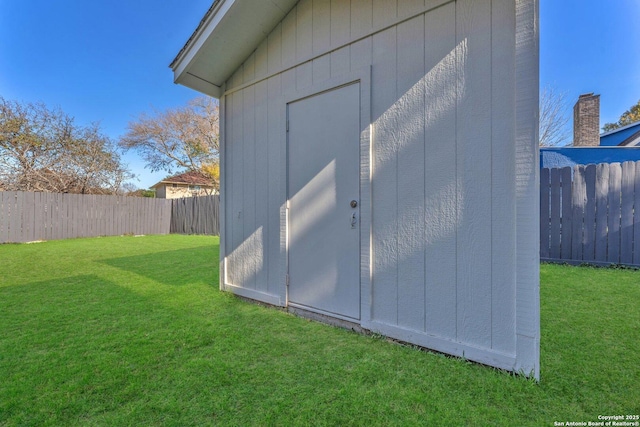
<box><xmin>170</xmin><ymin>195</ymin><xmax>219</xmax><ymax>236</ymax></box>
<box><xmin>0</xmin><ymin>191</ymin><xmax>171</xmax><ymax>243</ymax></box>
<box><xmin>540</xmin><ymin>161</ymin><xmax>640</xmax><ymax>266</ymax></box>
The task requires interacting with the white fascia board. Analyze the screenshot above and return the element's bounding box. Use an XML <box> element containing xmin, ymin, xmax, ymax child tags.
<box><xmin>624</xmin><ymin>135</ymin><xmax>640</xmax><ymax>147</ymax></box>
<box><xmin>171</xmin><ymin>0</ymin><xmax>297</xmax><ymax>98</ymax></box>
<box><xmin>172</xmin><ymin>0</ymin><xmax>235</xmax><ymax>83</ymax></box>
<box><xmin>175</xmin><ymin>73</ymin><xmax>222</xmax><ymax>98</ymax></box>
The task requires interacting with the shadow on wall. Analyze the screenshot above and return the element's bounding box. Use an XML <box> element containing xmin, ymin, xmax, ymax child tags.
<box><xmin>225</xmin><ymin>31</ymin><xmax>467</xmax><ymax>333</ymax></box>
<box><xmin>223</xmin><ymin>0</ymin><xmax>527</xmax><ymax>359</ymax></box>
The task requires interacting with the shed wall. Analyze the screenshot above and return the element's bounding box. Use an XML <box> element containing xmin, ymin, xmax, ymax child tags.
<box><xmin>220</xmin><ymin>0</ymin><xmax>538</xmax><ymax>375</ymax></box>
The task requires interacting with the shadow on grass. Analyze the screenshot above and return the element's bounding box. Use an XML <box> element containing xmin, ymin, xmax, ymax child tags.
<box><xmin>2</xmin><ymin>262</ymin><xmax>639</xmax><ymax>425</ymax></box>
<box><xmin>0</xmin><ymin>272</ymin><xmax>538</xmax><ymax>426</ymax></box>
<box><xmin>0</xmin><ymin>273</ymin><xmax>215</xmax><ymax>424</ymax></box>
<box><xmin>100</xmin><ymin>246</ymin><xmax>217</xmax><ymax>287</ymax></box>
<box><xmin>0</xmin><ymin>274</ymin><xmax>165</xmax><ymax>337</ymax></box>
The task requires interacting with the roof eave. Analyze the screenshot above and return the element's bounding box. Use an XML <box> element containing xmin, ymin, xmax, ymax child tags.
<box><xmin>170</xmin><ymin>0</ymin><xmax>298</xmax><ymax>99</ymax></box>
<box><xmin>600</xmin><ymin>121</ymin><xmax>640</xmax><ymax>138</ymax></box>
<box><xmin>169</xmin><ymin>1</ymin><xmax>221</xmax><ymax>70</ymax></box>
<box><xmin>151</xmin><ymin>181</ymin><xmax>215</xmax><ymax>188</ymax></box>
<box><xmin>618</xmin><ymin>130</ymin><xmax>640</xmax><ymax>147</ymax></box>
<box><xmin>174</xmin><ymin>73</ymin><xmax>223</xmax><ymax>98</ymax></box>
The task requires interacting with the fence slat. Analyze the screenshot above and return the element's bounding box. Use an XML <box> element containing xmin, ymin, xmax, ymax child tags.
<box><xmin>32</xmin><ymin>192</ymin><xmax>41</xmax><ymax>241</ymax></box>
<box><xmin>607</xmin><ymin>163</ymin><xmax>622</xmax><ymax>264</ymax></box>
<box><xmin>22</xmin><ymin>192</ymin><xmax>32</xmax><ymax>242</ymax></box>
<box><xmin>549</xmin><ymin>168</ymin><xmax>561</xmax><ymax>258</ymax></box>
<box><xmin>48</xmin><ymin>193</ymin><xmax>57</xmax><ymax>240</ymax></box>
<box><xmin>540</xmin><ymin>168</ymin><xmax>550</xmax><ymax>258</ymax></box>
<box><xmin>571</xmin><ymin>166</ymin><xmax>586</xmax><ymax>261</ymax></box>
<box><xmin>595</xmin><ymin>163</ymin><xmax>609</xmax><ymax>262</ymax></box>
<box><xmin>583</xmin><ymin>164</ymin><xmax>596</xmax><ymax>261</ymax></box>
<box><xmin>0</xmin><ymin>193</ymin><xmax>8</xmax><ymax>242</ymax></box>
<box><xmin>560</xmin><ymin>167</ymin><xmax>572</xmax><ymax>260</ymax></box>
<box><xmin>68</xmin><ymin>194</ymin><xmax>76</xmax><ymax>239</ymax></box>
<box><xmin>12</xmin><ymin>192</ymin><xmax>23</xmax><ymax>243</ymax></box>
<box><xmin>635</xmin><ymin>162</ymin><xmax>640</xmax><ymax>264</ymax></box>
<box><xmin>620</xmin><ymin>161</ymin><xmax>635</xmax><ymax>264</ymax></box>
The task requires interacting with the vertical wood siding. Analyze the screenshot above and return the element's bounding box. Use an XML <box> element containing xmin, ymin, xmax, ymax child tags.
<box><xmin>221</xmin><ymin>0</ymin><xmax>537</xmax><ymax>375</ymax></box>
<box><xmin>514</xmin><ymin>0</ymin><xmax>539</xmax><ymax>378</ymax></box>
<box><xmin>456</xmin><ymin>0</ymin><xmax>492</xmax><ymax>348</ymax></box>
<box><xmin>0</xmin><ymin>192</ymin><xmax>171</xmax><ymax>243</ymax></box>
<box><xmin>491</xmin><ymin>0</ymin><xmax>517</xmax><ymax>355</ymax></box>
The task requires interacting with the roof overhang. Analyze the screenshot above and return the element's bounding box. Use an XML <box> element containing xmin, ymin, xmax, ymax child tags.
<box><xmin>170</xmin><ymin>0</ymin><xmax>298</xmax><ymax>98</ymax></box>
<box><xmin>620</xmin><ymin>131</ymin><xmax>640</xmax><ymax>147</ymax></box>
<box><xmin>150</xmin><ymin>180</ymin><xmax>215</xmax><ymax>189</ymax></box>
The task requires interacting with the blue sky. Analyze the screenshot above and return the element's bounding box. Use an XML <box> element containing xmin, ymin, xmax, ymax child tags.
<box><xmin>540</xmin><ymin>0</ymin><xmax>640</xmax><ymax>135</ymax></box>
<box><xmin>0</xmin><ymin>0</ymin><xmax>212</xmax><ymax>189</ymax></box>
<box><xmin>1</xmin><ymin>1</ymin><xmax>639</xmax><ymax>189</ymax></box>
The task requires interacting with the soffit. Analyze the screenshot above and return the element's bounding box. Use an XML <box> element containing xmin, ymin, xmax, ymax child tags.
<box><xmin>170</xmin><ymin>0</ymin><xmax>298</xmax><ymax>98</ymax></box>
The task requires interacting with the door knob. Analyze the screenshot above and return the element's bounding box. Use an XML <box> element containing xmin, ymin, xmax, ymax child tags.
<box><xmin>350</xmin><ymin>200</ymin><xmax>358</xmax><ymax>208</ymax></box>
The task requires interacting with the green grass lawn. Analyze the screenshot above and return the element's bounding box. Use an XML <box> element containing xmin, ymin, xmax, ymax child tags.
<box><xmin>0</xmin><ymin>235</ymin><xmax>638</xmax><ymax>426</ymax></box>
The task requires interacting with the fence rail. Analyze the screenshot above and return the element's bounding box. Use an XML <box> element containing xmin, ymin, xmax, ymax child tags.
<box><xmin>0</xmin><ymin>191</ymin><xmax>172</xmax><ymax>243</ymax></box>
<box><xmin>541</xmin><ymin>161</ymin><xmax>640</xmax><ymax>266</ymax></box>
<box><xmin>170</xmin><ymin>195</ymin><xmax>220</xmax><ymax>236</ymax></box>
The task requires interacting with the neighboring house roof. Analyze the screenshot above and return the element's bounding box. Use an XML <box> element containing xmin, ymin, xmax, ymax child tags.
<box><xmin>150</xmin><ymin>171</ymin><xmax>214</xmax><ymax>189</ymax></box>
<box><xmin>599</xmin><ymin>121</ymin><xmax>640</xmax><ymax>147</ymax></box>
<box><xmin>540</xmin><ymin>147</ymin><xmax>640</xmax><ymax>169</ymax></box>
<box><xmin>541</xmin><ymin>122</ymin><xmax>640</xmax><ymax>168</ymax></box>
<box><xmin>169</xmin><ymin>0</ymin><xmax>299</xmax><ymax>98</ymax></box>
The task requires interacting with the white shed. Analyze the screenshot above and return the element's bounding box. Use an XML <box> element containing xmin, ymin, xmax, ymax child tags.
<box><xmin>171</xmin><ymin>0</ymin><xmax>540</xmax><ymax>378</ymax></box>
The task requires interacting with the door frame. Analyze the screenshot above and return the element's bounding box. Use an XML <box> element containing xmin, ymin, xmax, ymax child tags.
<box><xmin>282</xmin><ymin>67</ymin><xmax>372</xmax><ymax>325</ymax></box>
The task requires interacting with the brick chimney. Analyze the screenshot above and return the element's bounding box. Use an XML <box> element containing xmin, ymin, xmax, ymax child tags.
<box><xmin>573</xmin><ymin>93</ymin><xmax>600</xmax><ymax>146</ymax></box>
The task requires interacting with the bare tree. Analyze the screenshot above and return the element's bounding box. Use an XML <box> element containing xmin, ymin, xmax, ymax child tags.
<box><xmin>119</xmin><ymin>97</ymin><xmax>219</xmax><ymax>189</ymax></box>
<box><xmin>539</xmin><ymin>86</ymin><xmax>570</xmax><ymax>147</ymax></box>
<box><xmin>66</xmin><ymin>123</ymin><xmax>133</xmax><ymax>194</ymax></box>
<box><xmin>0</xmin><ymin>96</ymin><xmax>132</xmax><ymax>194</ymax></box>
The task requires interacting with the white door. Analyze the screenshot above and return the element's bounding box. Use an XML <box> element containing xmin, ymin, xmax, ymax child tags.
<box><xmin>287</xmin><ymin>82</ymin><xmax>361</xmax><ymax>320</ymax></box>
